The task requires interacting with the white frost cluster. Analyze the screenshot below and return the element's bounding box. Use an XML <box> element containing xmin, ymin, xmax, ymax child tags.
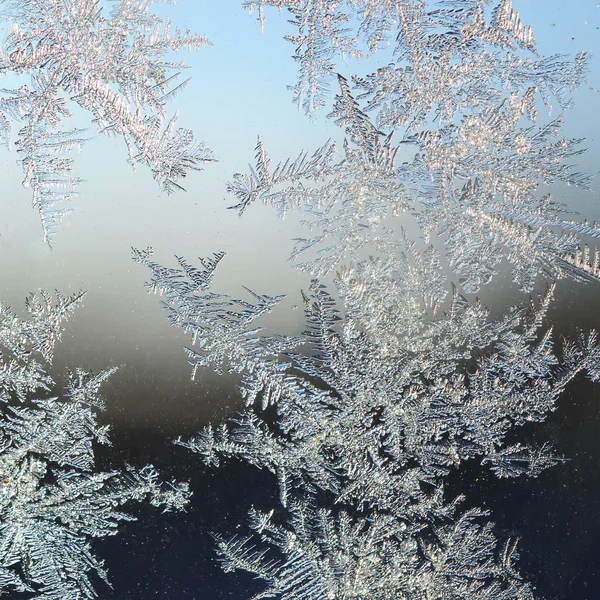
<box><xmin>0</xmin><ymin>0</ymin><xmax>213</xmax><ymax>246</ymax></box>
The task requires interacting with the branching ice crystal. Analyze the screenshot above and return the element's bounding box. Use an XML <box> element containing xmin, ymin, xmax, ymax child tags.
<box><xmin>134</xmin><ymin>1</ymin><xmax>600</xmax><ymax>598</ymax></box>
<box><xmin>228</xmin><ymin>74</ymin><xmax>596</xmax><ymax>292</ymax></box>
<box><xmin>132</xmin><ymin>247</ymin><xmax>306</xmax><ymax>409</ymax></box>
<box><xmin>244</xmin><ymin>0</ymin><xmax>362</xmax><ymax>115</ymax></box>
<box><xmin>214</xmin><ymin>496</ymin><xmax>536</xmax><ymax>600</ymax></box>
<box><xmin>138</xmin><ymin>251</ymin><xmax>600</xmax><ymax>489</ymax></box>
<box><xmin>0</xmin><ymin>289</ymin><xmax>84</xmax><ymax>403</ymax></box>
<box><xmin>0</xmin><ymin>0</ymin><xmax>214</xmax><ymax>245</ymax></box>
<box><xmin>244</xmin><ymin>0</ymin><xmax>585</xmax><ymax>119</ymax></box>
<box><xmin>136</xmin><ymin>245</ymin><xmax>600</xmax><ymax>598</ymax></box>
<box><xmin>238</xmin><ymin>1</ymin><xmax>599</xmax><ymax>292</ymax></box>
<box><xmin>0</xmin><ymin>292</ymin><xmax>190</xmax><ymax>599</ymax></box>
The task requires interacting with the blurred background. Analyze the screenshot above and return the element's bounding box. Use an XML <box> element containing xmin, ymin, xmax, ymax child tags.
<box><xmin>1</xmin><ymin>1</ymin><xmax>600</xmax><ymax>598</ymax></box>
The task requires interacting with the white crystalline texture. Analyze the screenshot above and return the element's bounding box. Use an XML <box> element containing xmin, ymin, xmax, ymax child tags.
<box><xmin>139</xmin><ymin>243</ymin><xmax>600</xmax><ymax>598</ymax></box>
<box><xmin>244</xmin><ymin>0</ymin><xmax>584</xmax><ymax>119</ymax></box>
<box><xmin>0</xmin><ymin>0</ymin><xmax>214</xmax><ymax>246</ymax></box>
<box><xmin>237</xmin><ymin>0</ymin><xmax>595</xmax><ymax>292</ymax></box>
<box><xmin>130</xmin><ymin>1</ymin><xmax>600</xmax><ymax>598</ymax></box>
<box><xmin>0</xmin><ymin>292</ymin><xmax>191</xmax><ymax>598</ymax></box>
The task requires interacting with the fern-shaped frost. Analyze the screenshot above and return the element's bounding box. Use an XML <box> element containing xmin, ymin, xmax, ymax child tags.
<box><xmin>0</xmin><ymin>292</ymin><xmax>190</xmax><ymax>599</ymax></box>
<box><xmin>0</xmin><ymin>0</ymin><xmax>214</xmax><ymax>245</ymax></box>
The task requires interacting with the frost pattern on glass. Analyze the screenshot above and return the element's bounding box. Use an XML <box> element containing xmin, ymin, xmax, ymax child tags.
<box><xmin>132</xmin><ymin>247</ymin><xmax>304</xmax><ymax>408</ymax></box>
<box><xmin>0</xmin><ymin>292</ymin><xmax>190</xmax><ymax>599</ymax></box>
<box><xmin>245</xmin><ymin>0</ymin><xmax>362</xmax><ymax>115</ymax></box>
<box><xmin>213</xmin><ymin>498</ymin><xmax>532</xmax><ymax>600</ymax></box>
<box><xmin>228</xmin><ymin>74</ymin><xmax>596</xmax><ymax>292</ymax></box>
<box><xmin>136</xmin><ymin>247</ymin><xmax>600</xmax><ymax>598</ymax></box>
<box><xmin>136</xmin><ymin>1</ymin><xmax>600</xmax><ymax>597</ymax></box>
<box><xmin>0</xmin><ymin>0</ymin><xmax>213</xmax><ymax>246</ymax></box>
<box><xmin>244</xmin><ymin>0</ymin><xmax>585</xmax><ymax>118</ymax></box>
<box><xmin>238</xmin><ymin>0</ymin><xmax>600</xmax><ymax>293</ymax></box>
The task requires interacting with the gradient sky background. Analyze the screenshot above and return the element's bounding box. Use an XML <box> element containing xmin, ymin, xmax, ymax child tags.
<box><xmin>1</xmin><ymin>3</ymin><xmax>600</xmax><ymax>597</ymax></box>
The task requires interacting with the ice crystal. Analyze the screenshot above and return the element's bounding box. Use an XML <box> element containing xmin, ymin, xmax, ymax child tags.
<box><xmin>215</xmin><ymin>496</ymin><xmax>535</xmax><ymax>600</ymax></box>
<box><xmin>139</xmin><ymin>252</ymin><xmax>599</xmax><ymax>492</ymax></box>
<box><xmin>238</xmin><ymin>0</ymin><xmax>597</xmax><ymax>292</ymax></box>
<box><xmin>0</xmin><ymin>0</ymin><xmax>214</xmax><ymax>245</ymax></box>
<box><xmin>137</xmin><ymin>244</ymin><xmax>600</xmax><ymax>598</ymax></box>
<box><xmin>133</xmin><ymin>2</ymin><xmax>600</xmax><ymax>597</ymax></box>
<box><xmin>245</xmin><ymin>0</ymin><xmax>585</xmax><ymax>119</ymax></box>
<box><xmin>229</xmin><ymin>73</ymin><xmax>595</xmax><ymax>292</ymax></box>
<box><xmin>244</xmin><ymin>0</ymin><xmax>361</xmax><ymax>115</ymax></box>
<box><xmin>0</xmin><ymin>289</ymin><xmax>89</xmax><ymax>404</ymax></box>
<box><xmin>0</xmin><ymin>292</ymin><xmax>190</xmax><ymax>599</ymax></box>
<box><xmin>132</xmin><ymin>246</ymin><xmax>305</xmax><ymax>408</ymax></box>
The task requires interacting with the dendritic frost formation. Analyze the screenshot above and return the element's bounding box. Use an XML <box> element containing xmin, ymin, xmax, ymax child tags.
<box><xmin>1</xmin><ymin>0</ymin><xmax>599</xmax><ymax>599</ymax></box>
<box><xmin>0</xmin><ymin>0</ymin><xmax>213</xmax><ymax>245</ymax></box>
<box><xmin>233</xmin><ymin>1</ymin><xmax>596</xmax><ymax>293</ymax></box>
<box><xmin>135</xmin><ymin>251</ymin><xmax>600</xmax><ymax>599</ymax></box>
<box><xmin>0</xmin><ymin>291</ymin><xmax>190</xmax><ymax>599</ymax></box>
<box><xmin>135</xmin><ymin>1</ymin><xmax>600</xmax><ymax>599</ymax></box>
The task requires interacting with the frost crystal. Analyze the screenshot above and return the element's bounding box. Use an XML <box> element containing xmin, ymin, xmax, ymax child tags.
<box><xmin>239</xmin><ymin>0</ymin><xmax>597</xmax><ymax>291</ymax></box>
<box><xmin>0</xmin><ymin>292</ymin><xmax>190</xmax><ymax>599</ymax></box>
<box><xmin>135</xmin><ymin>1</ymin><xmax>600</xmax><ymax>597</ymax></box>
<box><xmin>0</xmin><ymin>0</ymin><xmax>214</xmax><ymax>245</ymax></box>
<box><xmin>246</xmin><ymin>0</ymin><xmax>586</xmax><ymax>119</ymax></box>
<box><xmin>228</xmin><ymin>75</ymin><xmax>595</xmax><ymax>291</ymax></box>
<box><xmin>137</xmin><ymin>247</ymin><xmax>600</xmax><ymax>599</ymax></box>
